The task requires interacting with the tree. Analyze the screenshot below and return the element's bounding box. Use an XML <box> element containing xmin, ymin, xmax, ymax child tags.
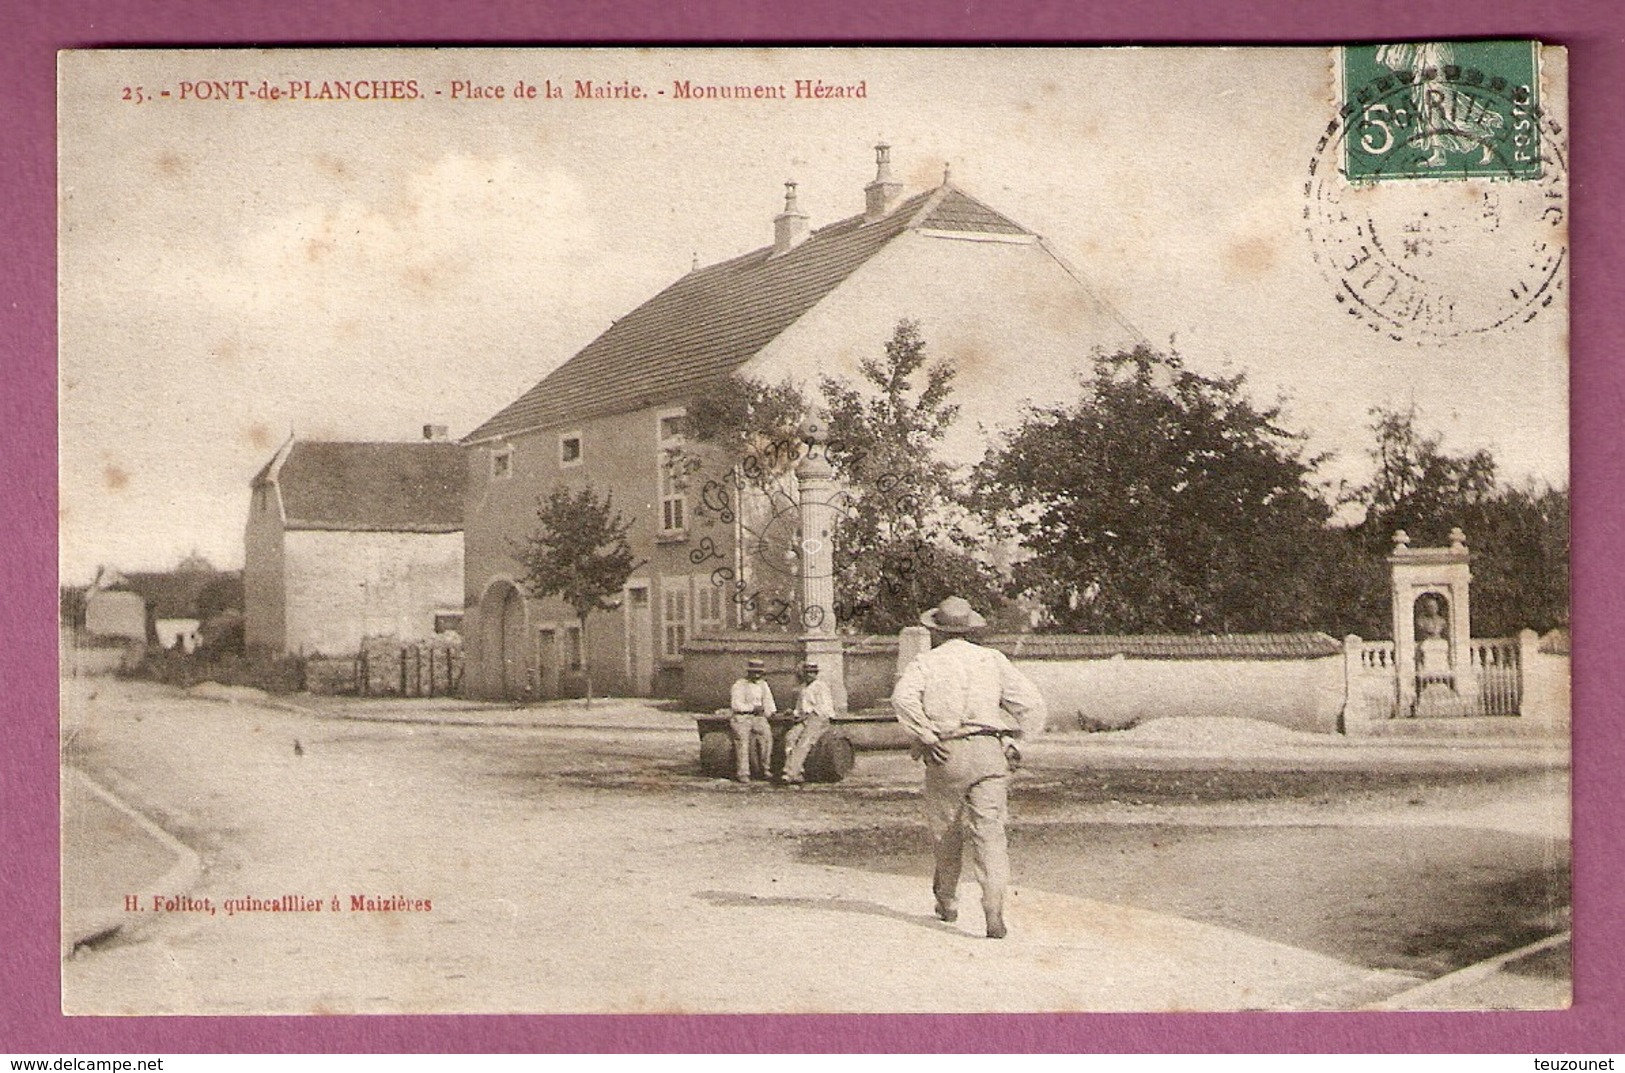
<box><xmin>821</xmin><ymin>319</ymin><xmax>1006</xmax><ymax>632</ymax></box>
<box><xmin>976</xmin><ymin>346</ymin><xmax>1333</xmax><ymax>633</ymax></box>
<box><xmin>682</xmin><ymin>322</ymin><xmax>1007</xmax><ymax>634</ymax></box>
<box><xmin>512</xmin><ymin>487</ymin><xmax>644</xmax><ymax>703</ymax></box>
<box><xmin>1352</xmin><ymin>404</ymin><xmax>1497</xmax><ymax>545</ymax></box>
<box><xmin>1341</xmin><ymin>407</ymin><xmax>1569</xmax><ymax>638</ymax></box>
<box><xmin>1458</xmin><ymin>481</ymin><xmax>1569</xmax><ymax>636</ymax></box>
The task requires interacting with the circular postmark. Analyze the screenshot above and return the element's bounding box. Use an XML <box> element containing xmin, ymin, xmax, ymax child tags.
<box><xmin>1305</xmin><ymin>70</ymin><xmax>1567</xmax><ymax>342</ymax></box>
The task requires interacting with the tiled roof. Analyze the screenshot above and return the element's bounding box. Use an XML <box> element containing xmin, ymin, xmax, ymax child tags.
<box><xmin>916</xmin><ymin>188</ymin><xmax>1029</xmax><ymax>234</ymax></box>
<box><xmin>465</xmin><ymin>183</ymin><xmax>1038</xmax><ymax>444</ymax></box>
<box><xmin>266</xmin><ymin>442</ymin><xmax>466</xmax><ymax>532</ymax></box>
<box><xmin>985</xmin><ymin>633</ymin><xmax>1345</xmax><ymax>661</ymax></box>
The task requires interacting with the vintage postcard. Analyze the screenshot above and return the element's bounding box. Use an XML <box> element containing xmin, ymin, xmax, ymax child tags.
<box><xmin>58</xmin><ymin>46</ymin><xmax>1570</xmax><ymax>1015</ymax></box>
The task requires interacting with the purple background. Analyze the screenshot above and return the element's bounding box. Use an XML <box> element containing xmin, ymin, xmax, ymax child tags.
<box><xmin>5</xmin><ymin>0</ymin><xmax>1621</xmax><ymax>1054</ymax></box>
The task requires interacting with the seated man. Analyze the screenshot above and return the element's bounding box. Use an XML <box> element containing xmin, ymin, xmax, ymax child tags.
<box><xmin>782</xmin><ymin>661</ymin><xmax>834</xmax><ymax>785</ymax></box>
<box><xmin>727</xmin><ymin>658</ymin><xmax>775</xmax><ymax>783</ymax></box>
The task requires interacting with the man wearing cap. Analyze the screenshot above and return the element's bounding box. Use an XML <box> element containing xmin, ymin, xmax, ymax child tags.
<box><xmin>727</xmin><ymin>658</ymin><xmax>776</xmax><ymax>783</ymax></box>
<box><xmin>781</xmin><ymin>661</ymin><xmax>835</xmax><ymax>785</ymax></box>
<box><xmin>891</xmin><ymin>596</ymin><xmax>1046</xmax><ymax>939</ymax></box>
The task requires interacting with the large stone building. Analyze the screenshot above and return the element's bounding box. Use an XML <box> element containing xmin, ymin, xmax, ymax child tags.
<box><xmin>461</xmin><ymin>146</ymin><xmax>1144</xmax><ymax>700</ymax></box>
<box><xmin>245</xmin><ymin>431</ymin><xmax>466</xmax><ymax>658</ymax></box>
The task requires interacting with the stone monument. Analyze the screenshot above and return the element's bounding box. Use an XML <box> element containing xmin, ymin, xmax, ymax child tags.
<box><xmin>1388</xmin><ymin>527</ymin><xmax>1475</xmax><ymax>717</ymax></box>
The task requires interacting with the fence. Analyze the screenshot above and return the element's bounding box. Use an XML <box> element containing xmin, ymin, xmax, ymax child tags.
<box><xmin>1471</xmin><ymin>638</ymin><xmax>1523</xmax><ymax>717</ymax></box>
<box><xmin>304</xmin><ymin>638</ymin><xmax>463</xmax><ymax>697</ymax></box>
<box><xmin>1342</xmin><ymin>632</ymin><xmax>1547</xmax><ymax>726</ymax></box>
<box><xmin>1352</xmin><ymin>639</ymin><xmax>1400</xmax><ymax>721</ymax></box>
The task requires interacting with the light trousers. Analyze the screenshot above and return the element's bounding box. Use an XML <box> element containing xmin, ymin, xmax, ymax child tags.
<box><xmin>923</xmin><ymin>735</ymin><xmax>1010</xmax><ymax>922</ymax></box>
<box><xmin>728</xmin><ymin>713</ymin><xmax>772</xmax><ymax>780</ymax></box>
<box><xmin>782</xmin><ymin>715</ymin><xmax>831</xmax><ymax>781</ymax></box>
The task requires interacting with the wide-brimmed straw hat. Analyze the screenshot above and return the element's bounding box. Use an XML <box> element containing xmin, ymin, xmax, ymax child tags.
<box><xmin>801</xmin><ymin>661</ymin><xmax>820</xmax><ymax>672</ymax></box>
<box><xmin>920</xmin><ymin>596</ymin><xmax>987</xmax><ymax>633</ymax></box>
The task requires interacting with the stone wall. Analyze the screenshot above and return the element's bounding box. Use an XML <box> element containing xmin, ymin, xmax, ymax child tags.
<box><xmin>357</xmin><ymin>636</ymin><xmax>464</xmax><ymax>697</ymax></box>
<box><xmin>682</xmin><ymin>631</ymin><xmax>1347</xmax><ymax>735</ymax></box>
<box><xmin>282</xmin><ymin>529</ymin><xmax>463</xmax><ymax>658</ymax></box>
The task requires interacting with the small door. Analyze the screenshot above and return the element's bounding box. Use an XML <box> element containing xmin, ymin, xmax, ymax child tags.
<box><xmin>626</xmin><ymin>584</ymin><xmax>653</xmax><ymax>696</ymax></box>
<box><xmin>536</xmin><ymin>628</ymin><xmax>558</xmax><ymax>701</ymax></box>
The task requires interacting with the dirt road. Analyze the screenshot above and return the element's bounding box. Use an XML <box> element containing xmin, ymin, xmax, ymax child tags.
<box><xmin>60</xmin><ymin>678</ymin><xmax>1569</xmax><ymax>1014</ymax></box>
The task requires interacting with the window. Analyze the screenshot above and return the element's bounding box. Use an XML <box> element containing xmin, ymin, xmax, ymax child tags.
<box><xmin>657</xmin><ymin>409</ymin><xmax>686</xmax><ymax>534</ymax></box>
<box><xmin>559</xmin><ymin>432</ymin><xmax>582</xmax><ymax>468</ymax></box>
<box><xmin>661</xmin><ymin>577</ymin><xmax>688</xmax><ymax>661</ymax></box>
<box><xmin>695</xmin><ymin>576</ymin><xmax>726</xmax><ymax>633</ymax></box>
<box><xmin>491</xmin><ymin>446</ymin><xmax>513</xmax><ymax>480</ymax></box>
<box><xmin>433</xmin><ymin>612</ymin><xmax>464</xmax><ymax>635</ymax></box>
<box><xmin>564</xmin><ymin>625</ymin><xmax>582</xmax><ymax>671</ymax></box>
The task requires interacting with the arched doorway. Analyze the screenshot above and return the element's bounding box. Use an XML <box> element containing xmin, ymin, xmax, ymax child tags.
<box><xmin>478</xmin><ymin>580</ymin><xmax>529</xmax><ymax>701</ymax></box>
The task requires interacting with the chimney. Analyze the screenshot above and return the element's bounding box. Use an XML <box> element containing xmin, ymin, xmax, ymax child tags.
<box><xmin>423</xmin><ymin>424</ymin><xmax>449</xmax><ymax>442</ymax></box>
<box><xmin>864</xmin><ymin>143</ymin><xmax>904</xmax><ymax>221</ymax></box>
<box><xmin>772</xmin><ymin>180</ymin><xmax>809</xmax><ymax>256</ymax></box>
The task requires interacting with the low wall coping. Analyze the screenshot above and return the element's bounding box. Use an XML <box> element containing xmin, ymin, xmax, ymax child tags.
<box><xmin>988</xmin><ymin>632</ymin><xmax>1342</xmax><ymax>661</ymax></box>
<box><xmin>685</xmin><ymin>630</ymin><xmax>1342</xmax><ymax>661</ymax></box>
<box><xmin>684</xmin><ymin>633</ymin><xmax>899</xmax><ymax>655</ymax></box>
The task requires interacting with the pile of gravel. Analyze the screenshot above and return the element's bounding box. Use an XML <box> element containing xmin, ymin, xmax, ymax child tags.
<box><xmin>1105</xmin><ymin>716</ymin><xmax>1332</xmax><ymax>749</ymax></box>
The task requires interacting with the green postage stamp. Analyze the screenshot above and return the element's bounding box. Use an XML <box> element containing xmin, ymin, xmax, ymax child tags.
<box><xmin>1341</xmin><ymin>40</ymin><xmax>1541</xmax><ymax>181</ymax></box>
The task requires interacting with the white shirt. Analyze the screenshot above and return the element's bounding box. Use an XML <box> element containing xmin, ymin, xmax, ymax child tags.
<box><xmin>795</xmin><ymin>678</ymin><xmax>835</xmax><ymax>720</ymax></box>
<box><xmin>729</xmin><ymin>677</ymin><xmax>776</xmax><ymax>716</ymax></box>
<box><xmin>891</xmin><ymin>637</ymin><xmax>1047</xmax><ymax>745</ymax></box>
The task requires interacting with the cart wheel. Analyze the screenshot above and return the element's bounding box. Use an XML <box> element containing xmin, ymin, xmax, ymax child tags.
<box><xmin>699</xmin><ymin>730</ymin><xmax>735</xmax><ymax>778</ymax></box>
<box><xmin>805</xmin><ymin>732</ymin><xmax>855</xmax><ymax>783</ymax></box>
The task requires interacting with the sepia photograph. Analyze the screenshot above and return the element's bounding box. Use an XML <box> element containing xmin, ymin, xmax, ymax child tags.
<box><xmin>57</xmin><ymin>45</ymin><xmax>1570</xmax><ymax>1016</ymax></box>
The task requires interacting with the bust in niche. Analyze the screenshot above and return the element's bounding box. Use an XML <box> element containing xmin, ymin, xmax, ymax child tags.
<box><xmin>1415</xmin><ymin>594</ymin><xmax>1452</xmax><ymax>676</ymax></box>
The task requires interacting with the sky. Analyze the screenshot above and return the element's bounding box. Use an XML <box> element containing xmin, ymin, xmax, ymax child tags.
<box><xmin>57</xmin><ymin>47</ymin><xmax>1569</xmax><ymax>584</ymax></box>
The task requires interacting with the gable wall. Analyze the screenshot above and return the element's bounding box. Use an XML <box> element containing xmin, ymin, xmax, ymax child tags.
<box><xmin>747</xmin><ymin>230</ymin><xmax>1143</xmax><ymax>464</ymax></box>
<box><xmin>244</xmin><ymin>482</ymin><xmax>286</xmax><ymax>656</ymax></box>
<box><xmin>84</xmin><ymin>590</ymin><xmax>146</xmax><ymax>644</ymax></box>
<box><xmin>282</xmin><ymin>529</ymin><xmax>463</xmax><ymax>657</ymax></box>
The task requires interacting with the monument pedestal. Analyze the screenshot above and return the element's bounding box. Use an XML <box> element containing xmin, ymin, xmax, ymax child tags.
<box><xmin>800</xmin><ymin>633</ymin><xmax>847</xmax><ymax>715</ymax></box>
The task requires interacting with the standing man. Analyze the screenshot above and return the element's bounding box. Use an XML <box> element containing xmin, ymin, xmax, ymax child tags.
<box><xmin>727</xmin><ymin>658</ymin><xmax>776</xmax><ymax>783</ymax></box>
<box><xmin>891</xmin><ymin>596</ymin><xmax>1046</xmax><ymax>939</ymax></box>
<box><xmin>782</xmin><ymin>661</ymin><xmax>834</xmax><ymax>785</ymax></box>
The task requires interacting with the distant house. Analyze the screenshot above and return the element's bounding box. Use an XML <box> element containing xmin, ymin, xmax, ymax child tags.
<box><xmin>82</xmin><ymin>568</ymin><xmax>147</xmax><ymax>645</ymax></box>
<box><xmin>80</xmin><ymin>556</ymin><xmax>240</xmax><ymax>652</ymax></box>
<box><xmin>245</xmin><ymin>429</ymin><xmax>466</xmax><ymax>658</ymax></box>
<box><xmin>459</xmin><ymin>145</ymin><xmax>1144</xmax><ymax>701</ymax></box>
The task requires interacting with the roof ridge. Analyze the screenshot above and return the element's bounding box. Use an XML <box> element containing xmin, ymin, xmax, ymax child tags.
<box><xmin>903</xmin><ymin>183</ymin><xmax>955</xmax><ymax>229</ymax></box>
<box><xmin>464</xmin><ymin>189</ymin><xmax>942</xmax><ymax>445</ymax></box>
